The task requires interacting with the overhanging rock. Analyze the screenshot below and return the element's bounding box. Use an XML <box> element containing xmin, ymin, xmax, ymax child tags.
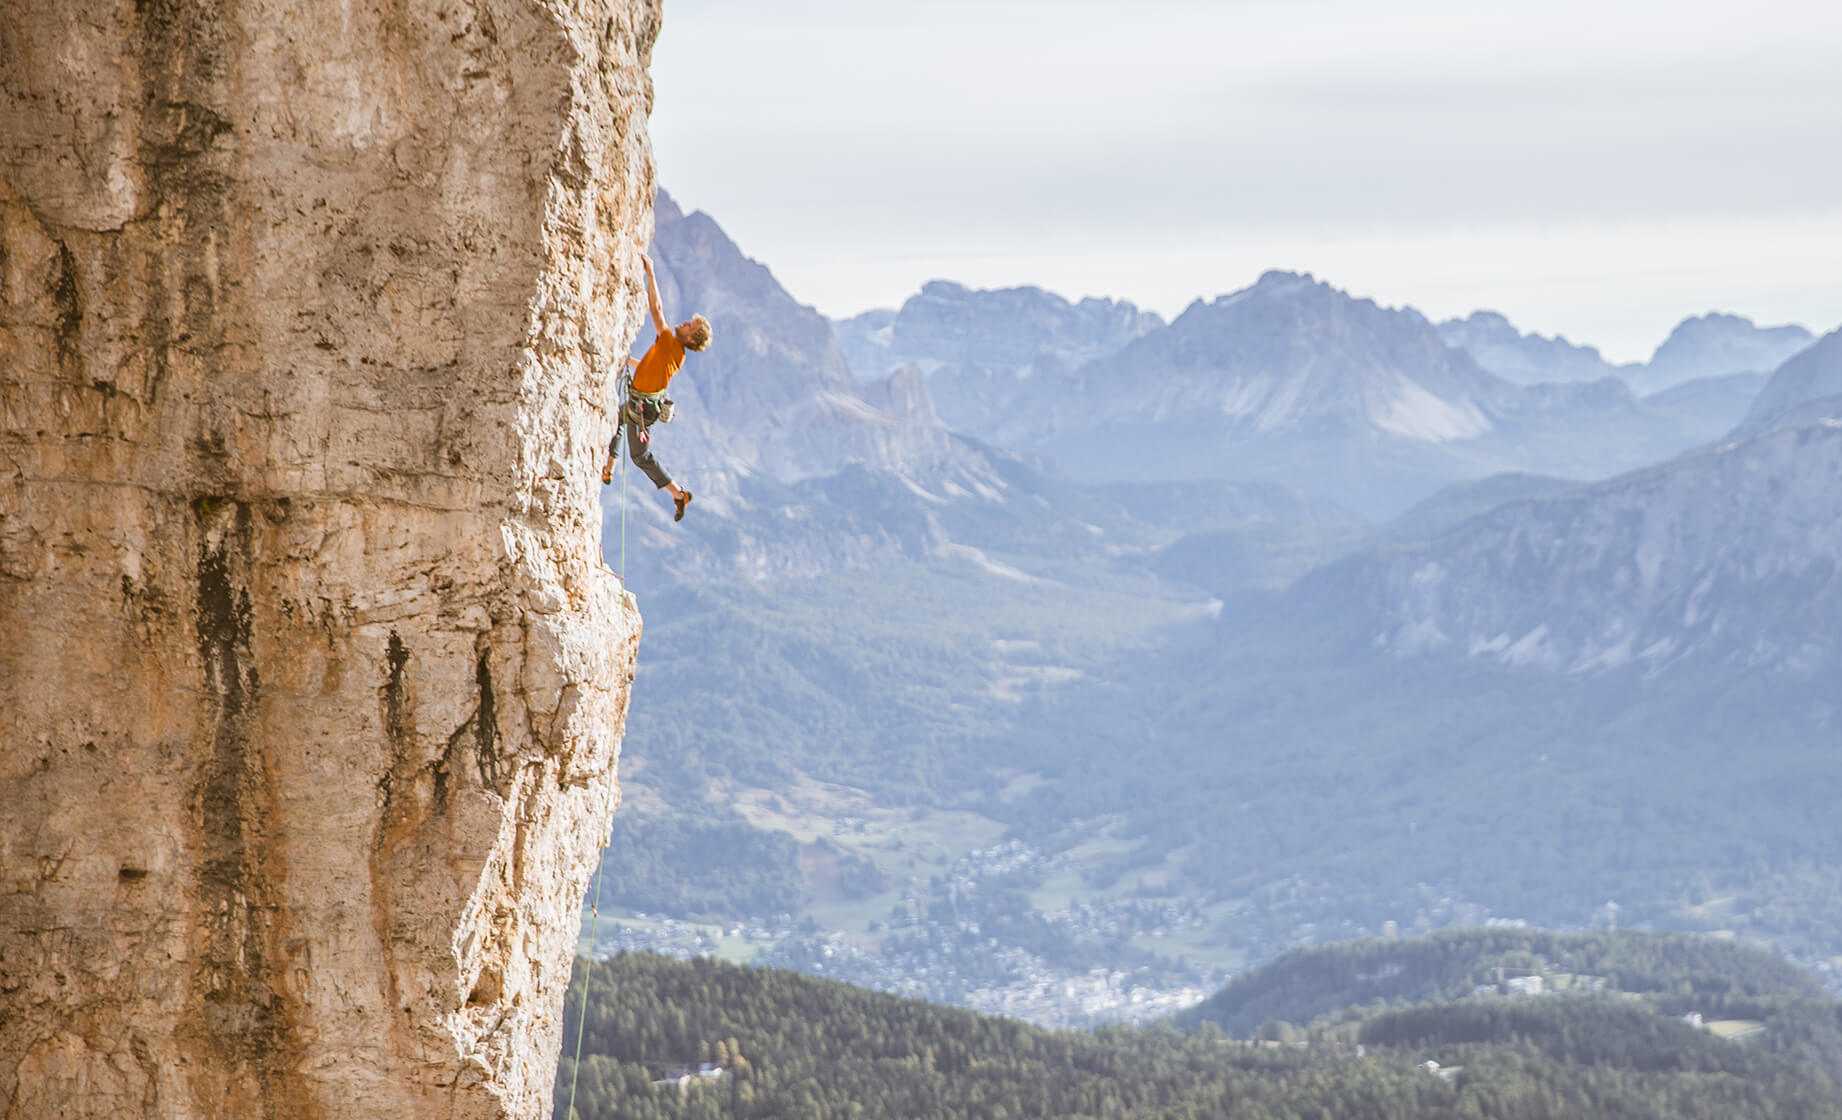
<box><xmin>0</xmin><ymin>1</ymin><xmax>660</xmax><ymax>1115</ymax></box>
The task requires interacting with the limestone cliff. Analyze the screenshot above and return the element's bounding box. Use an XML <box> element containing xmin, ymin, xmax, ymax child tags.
<box><xmin>0</xmin><ymin>1</ymin><xmax>659</xmax><ymax>1116</ymax></box>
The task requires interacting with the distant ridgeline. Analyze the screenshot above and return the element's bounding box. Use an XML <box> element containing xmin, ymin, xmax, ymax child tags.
<box><xmin>1174</xmin><ymin>927</ymin><xmax>1827</xmax><ymax>1036</ymax></box>
<box><xmin>556</xmin><ymin>931</ymin><xmax>1842</xmax><ymax>1120</ymax></box>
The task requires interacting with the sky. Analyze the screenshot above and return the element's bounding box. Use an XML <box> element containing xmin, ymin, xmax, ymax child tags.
<box><xmin>649</xmin><ymin>0</ymin><xmax>1842</xmax><ymax>363</ymax></box>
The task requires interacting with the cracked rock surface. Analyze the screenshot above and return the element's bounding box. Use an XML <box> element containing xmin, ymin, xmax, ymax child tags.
<box><xmin>0</xmin><ymin>1</ymin><xmax>658</xmax><ymax>1115</ymax></box>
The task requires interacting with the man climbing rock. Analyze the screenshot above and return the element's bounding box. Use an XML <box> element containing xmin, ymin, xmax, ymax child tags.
<box><xmin>602</xmin><ymin>251</ymin><xmax>712</xmax><ymax>521</ymax></box>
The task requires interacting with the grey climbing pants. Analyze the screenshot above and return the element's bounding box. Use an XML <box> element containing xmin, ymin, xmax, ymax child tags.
<box><xmin>621</xmin><ymin>400</ymin><xmax>673</xmax><ymax>490</ymax></box>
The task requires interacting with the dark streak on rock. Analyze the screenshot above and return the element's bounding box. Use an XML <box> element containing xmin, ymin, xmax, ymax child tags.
<box><xmin>52</xmin><ymin>242</ymin><xmax>84</xmax><ymax>380</ymax></box>
<box><xmin>184</xmin><ymin>498</ymin><xmax>302</xmax><ymax>1106</ymax></box>
<box><xmin>432</xmin><ymin>646</ymin><xmax>505</xmax><ymax>806</ymax></box>
<box><xmin>135</xmin><ymin>0</ymin><xmax>240</xmax><ymax>425</ymax></box>
<box><xmin>474</xmin><ymin>650</ymin><xmax>501</xmax><ymax>793</ymax></box>
<box><xmin>369</xmin><ymin>629</ymin><xmax>415</xmax><ymax>1081</ymax></box>
<box><xmin>191</xmin><ymin>501</ymin><xmax>286</xmax><ymax>1076</ymax></box>
<box><xmin>383</xmin><ymin>631</ymin><xmax>410</xmax><ymax>747</ymax></box>
<box><xmin>375</xmin><ymin>630</ymin><xmax>410</xmax><ymax>820</ymax></box>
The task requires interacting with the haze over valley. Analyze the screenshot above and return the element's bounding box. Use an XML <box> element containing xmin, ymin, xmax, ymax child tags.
<box><xmin>590</xmin><ymin>191</ymin><xmax>1842</xmax><ymax>1028</ymax></box>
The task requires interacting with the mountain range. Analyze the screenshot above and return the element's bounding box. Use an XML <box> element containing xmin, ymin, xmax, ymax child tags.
<box><xmin>598</xmin><ymin>189</ymin><xmax>1842</xmax><ymax>1013</ymax></box>
<box><xmin>845</xmin><ymin>270</ymin><xmax>1797</xmax><ymax>517</ymax></box>
<box><xmin>628</xmin><ymin>192</ymin><xmax>1830</xmax><ymax>577</ymax></box>
<box><xmin>1432</xmin><ymin>308</ymin><xmax>1814</xmax><ymax>394</ymax></box>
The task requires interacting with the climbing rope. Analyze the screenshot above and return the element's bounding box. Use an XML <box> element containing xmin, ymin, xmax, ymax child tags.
<box><xmin>620</xmin><ymin>377</ymin><xmax>629</xmax><ymax>586</ymax></box>
<box><xmin>565</xmin><ymin>824</ymin><xmax>609</xmax><ymax>1120</ymax></box>
<box><xmin>566</xmin><ymin>376</ymin><xmax>633</xmax><ymax>1120</ymax></box>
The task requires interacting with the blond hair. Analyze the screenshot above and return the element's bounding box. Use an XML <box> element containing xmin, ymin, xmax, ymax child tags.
<box><xmin>683</xmin><ymin>314</ymin><xmax>712</xmax><ymax>351</ymax></box>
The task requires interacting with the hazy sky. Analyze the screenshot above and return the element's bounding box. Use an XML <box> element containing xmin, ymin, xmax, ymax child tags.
<box><xmin>650</xmin><ymin>0</ymin><xmax>1841</xmax><ymax>362</ymax></box>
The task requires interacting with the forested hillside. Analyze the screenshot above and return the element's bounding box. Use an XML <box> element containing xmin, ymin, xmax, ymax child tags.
<box><xmin>554</xmin><ymin>950</ymin><xmax>1841</xmax><ymax>1119</ymax></box>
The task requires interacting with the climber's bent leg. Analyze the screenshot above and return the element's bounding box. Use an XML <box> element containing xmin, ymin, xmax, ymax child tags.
<box><xmin>626</xmin><ymin>417</ymin><xmax>674</xmax><ymax>490</ymax></box>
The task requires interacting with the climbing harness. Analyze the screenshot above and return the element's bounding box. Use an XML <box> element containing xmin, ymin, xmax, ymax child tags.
<box><xmin>622</xmin><ymin>386</ymin><xmax>672</xmax><ymax>432</ymax></box>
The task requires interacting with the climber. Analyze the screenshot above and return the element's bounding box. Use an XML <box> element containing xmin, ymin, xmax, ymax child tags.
<box><xmin>601</xmin><ymin>251</ymin><xmax>712</xmax><ymax>522</ymax></box>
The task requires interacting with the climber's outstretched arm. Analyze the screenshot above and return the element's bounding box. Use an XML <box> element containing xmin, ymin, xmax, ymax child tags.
<box><xmin>641</xmin><ymin>252</ymin><xmax>668</xmax><ymax>335</ymax></box>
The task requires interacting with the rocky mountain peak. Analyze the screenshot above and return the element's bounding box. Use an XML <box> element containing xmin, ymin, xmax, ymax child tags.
<box><xmin>1730</xmin><ymin>328</ymin><xmax>1842</xmax><ymax>439</ymax></box>
<box><xmin>654</xmin><ymin>186</ymin><xmax>686</xmax><ymax>225</ymax></box>
<box><xmin>1137</xmin><ymin>271</ymin><xmax>1508</xmax><ymax>428</ymax></box>
<box><xmin>1436</xmin><ymin>310</ymin><xmax>1623</xmax><ymax>384</ymax></box>
<box><xmin>1254</xmin><ymin>267</ymin><xmax>1320</xmax><ymax>291</ymax></box>
<box><xmin>836</xmin><ymin>279</ymin><xmax>1163</xmax><ymax>379</ymax></box>
<box><xmin>1173</xmin><ymin>270</ymin><xmax>1331</xmax><ymax>320</ymax></box>
<box><xmin>608</xmin><ymin>193</ymin><xmax>994</xmax><ymax>590</ymax></box>
<box><xmin>1636</xmin><ymin>311</ymin><xmax>1815</xmax><ymax>393</ymax></box>
<box><xmin>918</xmin><ymin>278</ymin><xmax>971</xmax><ymax>299</ymax></box>
<box><xmin>644</xmin><ymin>189</ymin><xmax>866</xmax><ymax>478</ymax></box>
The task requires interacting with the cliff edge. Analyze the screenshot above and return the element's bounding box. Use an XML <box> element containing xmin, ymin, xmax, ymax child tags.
<box><xmin>0</xmin><ymin>1</ymin><xmax>659</xmax><ymax>1116</ymax></box>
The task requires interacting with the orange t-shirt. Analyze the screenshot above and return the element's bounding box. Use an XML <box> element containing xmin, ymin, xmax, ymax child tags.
<box><xmin>631</xmin><ymin>331</ymin><xmax>685</xmax><ymax>395</ymax></box>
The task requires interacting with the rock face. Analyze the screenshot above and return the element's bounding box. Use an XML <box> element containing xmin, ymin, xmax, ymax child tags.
<box><xmin>1729</xmin><ymin>328</ymin><xmax>1842</xmax><ymax>439</ymax></box>
<box><xmin>0</xmin><ymin>2</ymin><xmax>658</xmax><ymax>1117</ymax></box>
